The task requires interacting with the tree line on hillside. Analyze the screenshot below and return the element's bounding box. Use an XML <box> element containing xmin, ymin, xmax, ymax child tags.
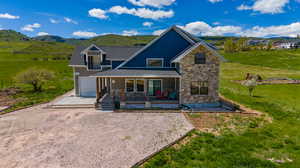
<box><xmin>223</xmin><ymin>38</ymin><xmax>273</xmax><ymax>53</ymax></box>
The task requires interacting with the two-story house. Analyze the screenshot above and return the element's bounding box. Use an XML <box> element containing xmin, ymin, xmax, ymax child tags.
<box><xmin>69</xmin><ymin>26</ymin><xmax>225</xmax><ymax>110</ymax></box>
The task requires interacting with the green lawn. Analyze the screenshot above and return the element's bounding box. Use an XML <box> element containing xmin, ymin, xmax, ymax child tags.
<box><xmin>0</xmin><ymin>41</ymin><xmax>73</xmax><ymax>112</ymax></box>
<box><xmin>222</xmin><ymin>49</ymin><xmax>300</xmax><ymax>71</ymax></box>
<box><xmin>143</xmin><ymin>50</ymin><xmax>300</xmax><ymax>168</ymax></box>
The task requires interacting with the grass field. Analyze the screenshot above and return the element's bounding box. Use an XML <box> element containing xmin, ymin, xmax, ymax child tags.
<box><xmin>142</xmin><ymin>50</ymin><xmax>300</xmax><ymax>168</ymax></box>
<box><xmin>1</xmin><ymin>40</ymin><xmax>300</xmax><ymax>167</ymax></box>
<box><xmin>0</xmin><ymin>41</ymin><xmax>73</xmax><ymax>112</ymax></box>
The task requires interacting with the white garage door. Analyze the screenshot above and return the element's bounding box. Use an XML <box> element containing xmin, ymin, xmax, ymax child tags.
<box><xmin>79</xmin><ymin>77</ymin><xmax>96</xmax><ymax>97</ymax></box>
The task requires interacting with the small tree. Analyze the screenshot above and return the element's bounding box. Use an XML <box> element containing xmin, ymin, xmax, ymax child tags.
<box><xmin>15</xmin><ymin>68</ymin><xmax>55</xmax><ymax>92</ymax></box>
<box><xmin>224</xmin><ymin>38</ymin><xmax>236</xmax><ymax>53</ymax></box>
<box><xmin>266</xmin><ymin>41</ymin><xmax>273</xmax><ymax>51</ymax></box>
<box><xmin>236</xmin><ymin>38</ymin><xmax>249</xmax><ymax>51</ymax></box>
<box><xmin>243</xmin><ymin>79</ymin><xmax>257</xmax><ymax>97</ymax></box>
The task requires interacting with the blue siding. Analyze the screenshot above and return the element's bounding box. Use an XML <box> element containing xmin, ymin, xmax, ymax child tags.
<box><xmin>112</xmin><ymin>61</ymin><xmax>124</xmax><ymax>69</ymax></box>
<box><xmin>120</xmin><ymin>29</ymin><xmax>191</xmax><ymax>68</ymax></box>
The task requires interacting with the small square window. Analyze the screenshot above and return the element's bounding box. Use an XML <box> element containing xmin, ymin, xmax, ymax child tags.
<box><xmin>147</xmin><ymin>59</ymin><xmax>163</xmax><ymax>67</ymax></box>
<box><xmin>195</xmin><ymin>53</ymin><xmax>206</xmax><ymax>64</ymax></box>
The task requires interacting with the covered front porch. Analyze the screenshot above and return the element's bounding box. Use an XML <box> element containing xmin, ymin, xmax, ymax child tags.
<box><xmin>92</xmin><ymin>69</ymin><xmax>181</xmax><ymax>109</ymax></box>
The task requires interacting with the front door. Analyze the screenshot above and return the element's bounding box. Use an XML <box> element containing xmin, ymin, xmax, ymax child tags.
<box><xmin>148</xmin><ymin>79</ymin><xmax>162</xmax><ymax>96</ymax></box>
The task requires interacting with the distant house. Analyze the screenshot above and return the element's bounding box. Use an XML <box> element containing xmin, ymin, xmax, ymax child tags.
<box><xmin>69</xmin><ymin>26</ymin><xmax>225</xmax><ymax>110</ymax></box>
<box><xmin>273</xmin><ymin>40</ymin><xmax>300</xmax><ymax>49</ymax></box>
<box><xmin>247</xmin><ymin>39</ymin><xmax>270</xmax><ymax>46</ymax></box>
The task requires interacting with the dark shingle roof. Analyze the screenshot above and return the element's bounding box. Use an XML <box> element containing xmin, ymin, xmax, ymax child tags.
<box><xmin>91</xmin><ymin>69</ymin><xmax>180</xmax><ymax>78</ymax></box>
<box><xmin>69</xmin><ymin>45</ymin><xmax>142</xmax><ymax>66</ymax></box>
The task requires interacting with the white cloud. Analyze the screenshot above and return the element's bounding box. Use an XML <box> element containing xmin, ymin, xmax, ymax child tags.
<box><xmin>179</xmin><ymin>21</ymin><xmax>242</xmax><ymax>36</ymax></box>
<box><xmin>64</xmin><ymin>17</ymin><xmax>78</xmax><ymax>24</ymax></box>
<box><xmin>37</xmin><ymin>32</ymin><xmax>49</xmax><ymax>36</ymax></box>
<box><xmin>88</xmin><ymin>8</ymin><xmax>108</xmax><ymax>19</ymax></box>
<box><xmin>212</xmin><ymin>22</ymin><xmax>220</xmax><ymax>25</ymax></box>
<box><xmin>49</xmin><ymin>18</ymin><xmax>59</xmax><ymax>24</ymax></box>
<box><xmin>239</xmin><ymin>22</ymin><xmax>300</xmax><ymax>37</ymax></box>
<box><xmin>0</xmin><ymin>13</ymin><xmax>20</xmax><ymax>19</ymax></box>
<box><xmin>122</xmin><ymin>30</ymin><xmax>139</xmax><ymax>36</ymax></box>
<box><xmin>237</xmin><ymin>0</ymin><xmax>289</xmax><ymax>14</ymax></box>
<box><xmin>152</xmin><ymin>29</ymin><xmax>166</xmax><ymax>35</ymax></box>
<box><xmin>72</xmin><ymin>31</ymin><xmax>98</xmax><ymax>37</ymax></box>
<box><xmin>143</xmin><ymin>21</ymin><xmax>153</xmax><ymax>27</ymax></box>
<box><xmin>153</xmin><ymin>21</ymin><xmax>300</xmax><ymax>38</ymax></box>
<box><xmin>237</xmin><ymin>4</ymin><xmax>252</xmax><ymax>11</ymax></box>
<box><xmin>109</xmin><ymin>6</ymin><xmax>174</xmax><ymax>20</ymax></box>
<box><xmin>21</xmin><ymin>23</ymin><xmax>41</xmax><ymax>32</ymax></box>
<box><xmin>208</xmin><ymin>0</ymin><xmax>223</xmax><ymax>3</ymax></box>
<box><xmin>128</xmin><ymin>0</ymin><xmax>175</xmax><ymax>8</ymax></box>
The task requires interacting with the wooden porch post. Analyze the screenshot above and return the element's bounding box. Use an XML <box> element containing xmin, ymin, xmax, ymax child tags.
<box><xmin>99</xmin><ymin>77</ymin><xmax>102</xmax><ymax>98</ymax></box>
<box><xmin>96</xmin><ymin>77</ymin><xmax>100</xmax><ymax>102</ymax></box>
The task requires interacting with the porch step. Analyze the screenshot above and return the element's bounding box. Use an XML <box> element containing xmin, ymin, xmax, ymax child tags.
<box><xmin>97</xmin><ymin>94</ymin><xmax>114</xmax><ymax>111</ymax></box>
<box><xmin>49</xmin><ymin>104</ymin><xmax>95</xmax><ymax>109</ymax></box>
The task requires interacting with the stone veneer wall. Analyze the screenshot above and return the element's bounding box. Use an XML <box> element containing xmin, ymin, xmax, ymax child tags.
<box><xmin>179</xmin><ymin>45</ymin><xmax>220</xmax><ymax>104</ymax></box>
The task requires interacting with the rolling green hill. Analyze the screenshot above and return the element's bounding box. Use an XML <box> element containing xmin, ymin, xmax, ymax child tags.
<box><xmin>0</xmin><ymin>30</ymin><xmax>30</xmax><ymax>41</ymax></box>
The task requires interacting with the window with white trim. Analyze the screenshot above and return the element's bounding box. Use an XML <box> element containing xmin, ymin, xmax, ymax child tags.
<box><xmin>147</xmin><ymin>58</ymin><xmax>163</xmax><ymax>67</ymax></box>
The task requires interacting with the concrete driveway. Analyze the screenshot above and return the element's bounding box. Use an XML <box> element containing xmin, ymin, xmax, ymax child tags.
<box><xmin>0</xmin><ymin>102</ymin><xmax>193</xmax><ymax>168</ymax></box>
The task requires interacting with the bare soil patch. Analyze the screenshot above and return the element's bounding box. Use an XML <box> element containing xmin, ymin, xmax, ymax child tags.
<box><xmin>184</xmin><ymin>96</ymin><xmax>272</xmax><ymax>135</ymax></box>
<box><xmin>0</xmin><ymin>88</ymin><xmax>22</xmax><ymax>108</ymax></box>
<box><xmin>234</xmin><ymin>78</ymin><xmax>300</xmax><ymax>85</ymax></box>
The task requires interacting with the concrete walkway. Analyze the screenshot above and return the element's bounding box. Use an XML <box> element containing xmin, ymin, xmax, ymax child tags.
<box><xmin>0</xmin><ymin>95</ymin><xmax>193</xmax><ymax>168</ymax></box>
<box><xmin>50</xmin><ymin>90</ymin><xmax>96</xmax><ymax>107</ymax></box>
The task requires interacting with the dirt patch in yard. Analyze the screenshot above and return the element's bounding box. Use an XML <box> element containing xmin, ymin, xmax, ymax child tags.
<box><xmin>184</xmin><ymin>112</ymin><xmax>260</xmax><ymax>135</ymax></box>
<box><xmin>234</xmin><ymin>78</ymin><xmax>300</xmax><ymax>85</ymax></box>
<box><xmin>0</xmin><ymin>88</ymin><xmax>22</xmax><ymax>108</ymax></box>
<box><xmin>185</xmin><ymin>96</ymin><xmax>272</xmax><ymax>135</ymax></box>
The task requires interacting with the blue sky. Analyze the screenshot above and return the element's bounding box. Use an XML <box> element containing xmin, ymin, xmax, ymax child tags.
<box><xmin>0</xmin><ymin>0</ymin><xmax>300</xmax><ymax>38</ymax></box>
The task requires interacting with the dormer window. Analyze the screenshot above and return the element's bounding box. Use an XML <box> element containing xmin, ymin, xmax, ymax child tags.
<box><xmin>82</xmin><ymin>44</ymin><xmax>112</xmax><ymax>70</ymax></box>
<box><xmin>85</xmin><ymin>46</ymin><xmax>102</xmax><ymax>70</ymax></box>
<box><xmin>147</xmin><ymin>58</ymin><xmax>164</xmax><ymax>68</ymax></box>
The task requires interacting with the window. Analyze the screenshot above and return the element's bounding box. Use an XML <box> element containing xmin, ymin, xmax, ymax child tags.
<box><xmin>195</xmin><ymin>53</ymin><xmax>206</xmax><ymax>64</ymax></box>
<box><xmin>190</xmin><ymin>81</ymin><xmax>208</xmax><ymax>95</ymax></box>
<box><xmin>199</xmin><ymin>81</ymin><xmax>209</xmax><ymax>95</ymax></box>
<box><xmin>126</xmin><ymin>79</ymin><xmax>135</xmax><ymax>92</ymax></box>
<box><xmin>136</xmin><ymin>80</ymin><xmax>145</xmax><ymax>92</ymax></box>
<box><xmin>148</xmin><ymin>79</ymin><xmax>162</xmax><ymax>96</ymax></box>
<box><xmin>147</xmin><ymin>58</ymin><xmax>163</xmax><ymax>67</ymax></box>
<box><xmin>125</xmin><ymin>79</ymin><xmax>145</xmax><ymax>92</ymax></box>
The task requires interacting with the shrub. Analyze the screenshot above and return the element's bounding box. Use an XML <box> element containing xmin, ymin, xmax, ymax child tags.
<box><xmin>14</xmin><ymin>68</ymin><xmax>55</xmax><ymax>92</ymax></box>
<box><xmin>243</xmin><ymin>79</ymin><xmax>257</xmax><ymax>97</ymax></box>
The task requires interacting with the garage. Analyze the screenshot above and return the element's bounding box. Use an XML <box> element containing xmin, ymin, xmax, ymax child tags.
<box><xmin>78</xmin><ymin>77</ymin><xmax>96</xmax><ymax>97</ymax></box>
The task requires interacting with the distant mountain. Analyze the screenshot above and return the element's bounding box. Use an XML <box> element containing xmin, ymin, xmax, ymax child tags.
<box><xmin>0</xmin><ymin>30</ymin><xmax>30</xmax><ymax>41</ymax></box>
<box><xmin>83</xmin><ymin>34</ymin><xmax>156</xmax><ymax>46</ymax></box>
<box><xmin>32</xmin><ymin>35</ymin><xmax>87</xmax><ymax>45</ymax></box>
<box><xmin>33</xmin><ymin>35</ymin><xmax>66</xmax><ymax>42</ymax></box>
